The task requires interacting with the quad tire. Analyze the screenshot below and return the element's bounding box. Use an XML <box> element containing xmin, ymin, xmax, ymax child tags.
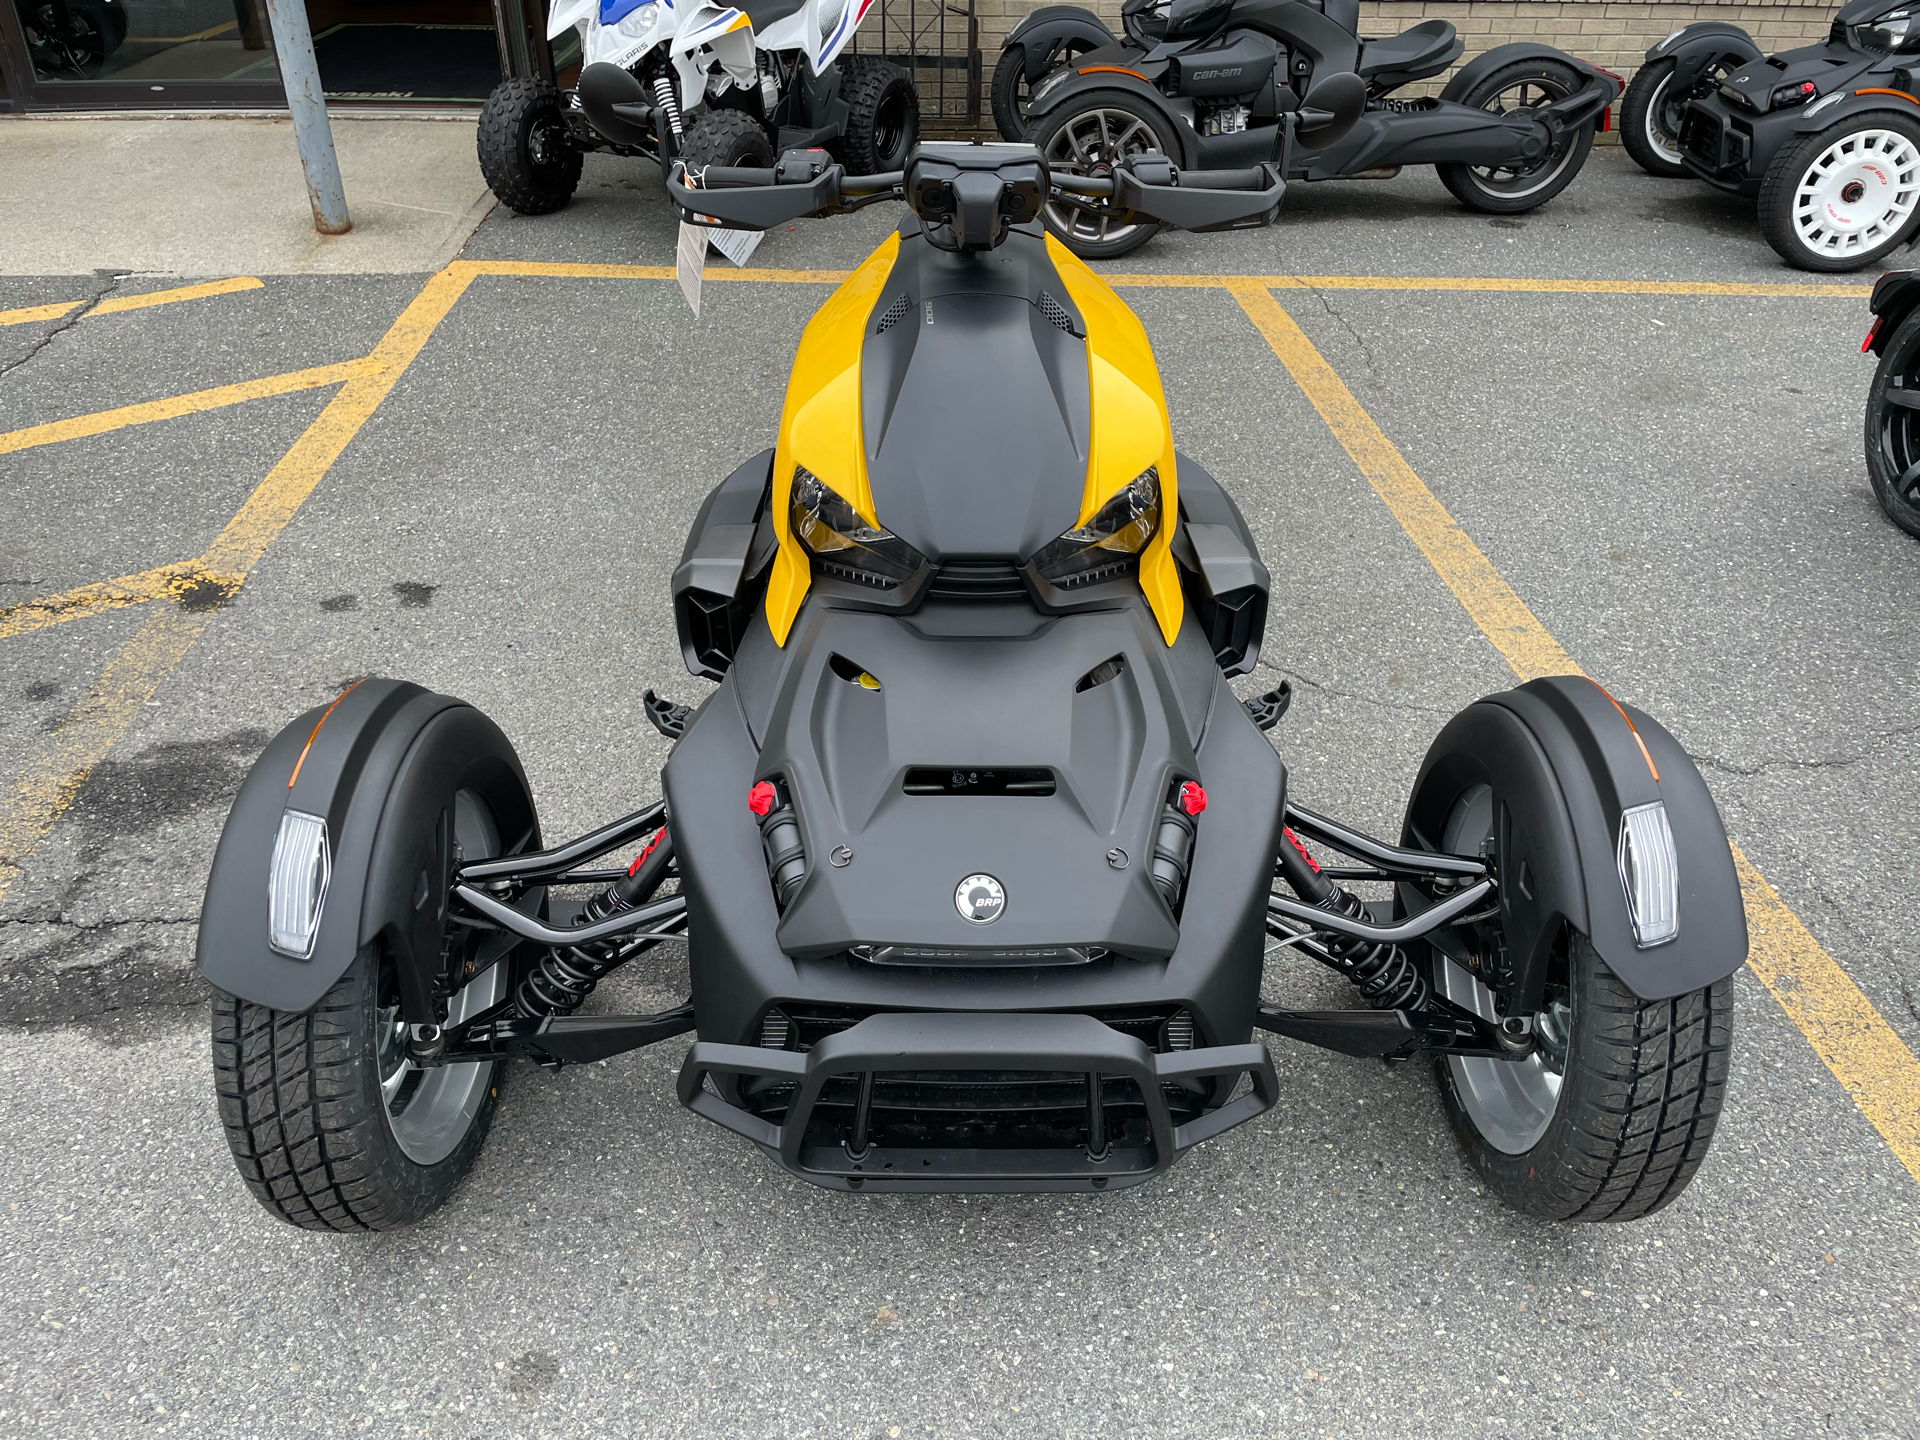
<box><xmin>833</xmin><ymin>55</ymin><xmax>919</xmax><ymax>174</ymax></box>
<box><xmin>478</xmin><ymin>78</ymin><xmax>584</xmax><ymax>216</ymax></box>
<box><xmin>1863</xmin><ymin>308</ymin><xmax>1920</xmax><ymax>537</ymax></box>
<box><xmin>1620</xmin><ymin>58</ymin><xmax>1691</xmax><ymax>179</ymax></box>
<box><xmin>1758</xmin><ymin>112</ymin><xmax>1920</xmax><ymax>272</ymax></box>
<box><xmin>1437</xmin><ymin>59</ymin><xmax>1596</xmax><ymax>214</ymax></box>
<box><xmin>681</xmin><ymin>107</ymin><xmax>777</xmax><ymax>172</ymax></box>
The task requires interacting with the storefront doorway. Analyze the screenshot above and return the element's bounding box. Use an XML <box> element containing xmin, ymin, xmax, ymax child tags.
<box><xmin>0</xmin><ymin>0</ymin><xmax>547</xmax><ymax>108</ymax></box>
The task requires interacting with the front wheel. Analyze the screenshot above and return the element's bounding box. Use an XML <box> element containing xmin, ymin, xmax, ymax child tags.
<box><xmin>1422</xmin><ymin>783</ymin><xmax>1734</xmax><ymax>1222</ymax></box>
<box><xmin>1436</xmin><ymin>59</ymin><xmax>1596</xmax><ymax>214</ymax></box>
<box><xmin>1029</xmin><ymin>89</ymin><xmax>1180</xmax><ymax>259</ymax></box>
<box><xmin>1620</xmin><ymin>58</ymin><xmax>1691</xmax><ymax>178</ymax></box>
<box><xmin>477</xmin><ymin>78</ymin><xmax>584</xmax><ymax>216</ymax></box>
<box><xmin>1864</xmin><ymin>308</ymin><xmax>1920</xmax><ymax>537</ymax></box>
<box><xmin>680</xmin><ymin>107</ymin><xmax>777</xmax><ymax>171</ymax></box>
<box><xmin>1758</xmin><ymin>114</ymin><xmax>1920</xmax><ymax>272</ymax></box>
<box><xmin>210</xmin><ymin>789</ymin><xmax>514</xmax><ymax>1231</ymax></box>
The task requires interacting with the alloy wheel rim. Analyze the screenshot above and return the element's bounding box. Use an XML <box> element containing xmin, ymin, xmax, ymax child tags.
<box><xmin>1436</xmin><ymin>783</ymin><xmax>1569</xmax><ymax>1155</ymax></box>
<box><xmin>1645</xmin><ymin>72</ymin><xmax>1684</xmax><ymax>165</ymax></box>
<box><xmin>375</xmin><ymin>788</ymin><xmax>504</xmax><ymax>1166</ymax></box>
<box><xmin>1043</xmin><ymin>107</ymin><xmax>1162</xmax><ymax>245</ymax></box>
<box><xmin>1468</xmin><ymin>77</ymin><xmax>1581</xmax><ymax>199</ymax></box>
<box><xmin>1793</xmin><ymin>129</ymin><xmax>1920</xmax><ymax>257</ymax></box>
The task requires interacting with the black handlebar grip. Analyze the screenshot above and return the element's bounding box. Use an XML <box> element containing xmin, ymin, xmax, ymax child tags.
<box><xmin>696</xmin><ymin>165</ymin><xmax>780</xmax><ymax>188</ymax></box>
<box><xmin>1189</xmin><ymin>167</ymin><xmax>1268</xmax><ymax>192</ymax></box>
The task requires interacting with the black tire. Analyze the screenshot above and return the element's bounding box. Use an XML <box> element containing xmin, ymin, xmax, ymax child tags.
<box><xmin>833</xmin><ymin>55</ymin><xmax>919</xmax><ymax>174</ymax></box>
<box><xmin>1863</xmin><ymin>308</ymin><xmax>1920</xmax><ymax>538</ymax></box>
<box><xmin>477</xmin><ymin>78</ymin><xmax>583</xmax><ymax>216</ymax></box>
<box><xmin>1620</xmin><ymin>59</ymin><xmax>1691</xmax><ymax>179</ymax></box>
<box><xmin>681</xmin><ymin>106</ymin><xmax>777</xmax><ymax>171</ymax></box>
<box><xmin>1029</xmin><ymin>88</ymin><xmax>1180</xmax><ymax>259</ymax></box>
<box><xmin>1419</xmin><ymin>782</ymin><xmax>1733</xmax><ymax>1222</ymax></box>
<box><xmin>211</xmin><ymin>945</ymin><xmax>503</xmax><ymax>1232</ymax></box>
<box><xmin>1758</xmin><ymin>112</ymin><xmax>1920</xmax><ymax>272</ymax></box>
<box><xmin>1436</xmin><ymin>59</ymin><xmax>1596</xmax><ymax>214</ymax></box>
<box><xmin>992</xmin><ymin>41</ymin><xmax>1101</xmax><ymax>142</ymax></box>
<box><xmin>211</xmin><ymin>784</ymin><xmax>517</xmax><ymax>1231</ymax></box>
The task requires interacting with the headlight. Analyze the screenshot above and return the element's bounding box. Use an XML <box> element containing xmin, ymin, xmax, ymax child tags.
<box><xmin>1863</xmin><ymin>6</ymin><xmax>1920</xmax><ymax>51</ymax></box>
<box><xmin>1029</xmin><ymin>467</ymin><xmax>1160</xmax><ymax>588</ymax></box>
<box><xmin>790</xmin><ymin>466</ymin><xmax>925</xmax><ymax>587</ymax></box>
<box><xmin>616</xmin><ymin>1</ymin><xmax>658</xmax><ymax>34</ymax></box>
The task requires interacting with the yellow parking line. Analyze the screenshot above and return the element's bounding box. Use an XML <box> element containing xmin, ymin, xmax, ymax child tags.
<box><xmin>1111</xmin><ymin>274</ymin><xmax>1873</xmax><ymax>298</ymax></box>
<box><xmin>1227</xmin><ymin>277</ymin><xmax>1920</xmax><ymax>1185</ymax></box>
<box><xmin>0</xmin><ymin>276</ymin><xmax>263</xmax><ymax>328</ymax></box>
<box><xmin>0</xmin><ymin>270</ymin><xmax>477</xmax><ymax>907</ymax></box>
<box><xmin>0</xmin><ymin>562</ymin><xmax>206</xmax><ymax>642</ymax></box>
<box><xmin>0</xmin><ymin>359</ymin><xmax>373</xmax><ymax>458</ymax></box>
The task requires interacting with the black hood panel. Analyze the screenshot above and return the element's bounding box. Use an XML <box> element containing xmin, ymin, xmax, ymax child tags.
<box><xmin>861</xmin><ymin>227</ymin><xmax>1092</xmax><ymax>563</ymax></box>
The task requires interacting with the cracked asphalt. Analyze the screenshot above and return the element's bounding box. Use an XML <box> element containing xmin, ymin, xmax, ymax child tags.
<box><xmin>2</xmin><ymin>146</ymin><xmax>1918</xmax><ymax>1439</ymax></box>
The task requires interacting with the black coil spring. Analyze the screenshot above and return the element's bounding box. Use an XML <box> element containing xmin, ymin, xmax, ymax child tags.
<box><xmin>515</xmin><ymin>931</ymin><xmax>624</xmax><ymax>1017</ymax></box>
<box><xmin>1317</xmin><ymin>888</ymin><xmax>1430</xmax><ymax>1011</ymax></box>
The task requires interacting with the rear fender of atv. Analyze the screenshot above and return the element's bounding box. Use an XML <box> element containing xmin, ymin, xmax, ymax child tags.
<box><xmin>196</xmin><ymin>679</ymin><xmax>539</xmax><ymax>1018</ymax></box>
<box><xmin>1404</xmin><ymin>676</ymin><xmax>1747</xmax><ymax>1009</ymax></box>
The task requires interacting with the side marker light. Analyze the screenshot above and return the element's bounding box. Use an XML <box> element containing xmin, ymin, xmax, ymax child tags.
<box><xmin>267</xmin><ymin>810</ymin><xmax>331</xmax><ymax>959</ymax></box>
<box><xmin>1617</xmin><ymin>802</ymin><xmax>1679</xmax><ymax>947</ymax></box>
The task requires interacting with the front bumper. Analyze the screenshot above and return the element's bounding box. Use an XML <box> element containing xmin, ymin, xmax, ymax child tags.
<box><xmin>677</xmin><ymin>1010</ymin><xmax>1278</xmax><ymax>1193</ymax></box>
<box><xmin>1678</xmin><ymin>98</ymin><xmax>1768</xmax><ymax>195</ymax></box>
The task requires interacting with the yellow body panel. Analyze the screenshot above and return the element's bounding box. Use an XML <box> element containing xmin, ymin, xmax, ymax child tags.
<box><xmin>764</xmin><ymin>232</ymin><xmax>899</xmax><ymax>644</ymax></box>
<box><xmin>763</xmin><ymin>229</ymin><xmax>1183</xmax><ymax>647</ymax></box>
<box><xmin>1046</xmin><ymin>235</ymin><xmax>1182</xmax><ymax>645</ymax></box>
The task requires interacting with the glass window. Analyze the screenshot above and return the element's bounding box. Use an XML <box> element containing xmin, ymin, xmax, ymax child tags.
<box><xmin>13</xmin><ymin>0</ymin><xmax>281</xmax><ymax>84</ymax></box>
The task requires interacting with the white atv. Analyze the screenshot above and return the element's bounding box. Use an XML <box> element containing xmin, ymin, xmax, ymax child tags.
<box><xmin>478</xmin><ymin>0</ymin><xmax>918</xmax><ymax>215</ymax></box>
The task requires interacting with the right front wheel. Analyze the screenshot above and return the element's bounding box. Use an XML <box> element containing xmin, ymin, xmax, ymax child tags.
<box><xmin>1619</xmin><ymin>58</ymin><xmax>1691</xmax><ymax>179</ymax></box>
<box><xmin>1759</xmin><ymin>114</ymin><xmax>1920</xmax><ymax>272</ymax></box>
<box><xmin>477</xmin><ymin>78</ymin><xmax>584</xmax><ymax>216</ymax></box>
<box><xmin>1424</xmin><ymin>783</ymin><xmax>1735</xmax><ymax>1222</ymax></box>
<box><xmin>1864</xmin><ymin>308</ymin><xmax>1920</xmax><ymax>537</ymax></box>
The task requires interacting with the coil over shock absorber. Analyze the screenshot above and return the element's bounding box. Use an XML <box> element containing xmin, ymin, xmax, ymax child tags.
<box><xmin>1275</xmin><ymin>825</ymin><xmax>1430</xmax><ymax>1010</ymax></box>
<box><xmin>1151</xmin><ymin>779</ymin><xmax>1209</xmax><ymax>907</ymax></box>
<box><xmin>748</xmin><ymin>778</ymin><xmax>807</xmax><ymax>909</ymax></box>
<box><xmin>514</xmin><ymin>825</ymin><xmax>676</xmax><ymax>1018</ymax></box>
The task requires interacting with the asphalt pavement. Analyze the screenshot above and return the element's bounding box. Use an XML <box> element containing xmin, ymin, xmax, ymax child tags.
<box><xmin>1</xmin><ymin>146</ymin><xmax>1917</xmax><ymax>1439</ymax></box>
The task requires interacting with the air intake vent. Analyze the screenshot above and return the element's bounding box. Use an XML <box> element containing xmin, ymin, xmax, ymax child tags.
<box><xmin>1039</xmin><ymin>292</ymin><xmax>1078</xmax><ymax>334</ymax></box>
<box><xmin>875</xmin><ymin>294</ymin><xmax>913</xmax><ymax>333</ymax></box>
<box><xmin>927</xmin><ymin>559</ymin><xmax>1029</xmax><ymax>601</ymax></box>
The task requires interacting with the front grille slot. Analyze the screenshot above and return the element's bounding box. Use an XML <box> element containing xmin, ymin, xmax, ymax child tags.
<box><xmin>902</xmin><ymin>766</ymin><xmax>1055</xmax><ymax>796</ymax></box>
<box><xmin>875</xmin><ymin>293</ymin><xmax>912</xmax><ymax>333</ymax></box>
<box><xmin>1039</xmin><ymin>291</ymin><xmax>1079</xmax><ymax>335</ymax></box>
<box><xmin>926</xmin><ymin>559</ymin><xmax>1030</xmax><ymax>601</ymax></box>
<box><xmin>1680</xmin><ymin>107</ymin><xmax>1724</xmax><ymax>168</ymax></box>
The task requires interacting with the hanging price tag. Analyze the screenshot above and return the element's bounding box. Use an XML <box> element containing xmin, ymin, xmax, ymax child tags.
<box><xmin>675</xmin><ymin>220</ymin><xmax>706</xmax><ymax>317</ymax></box>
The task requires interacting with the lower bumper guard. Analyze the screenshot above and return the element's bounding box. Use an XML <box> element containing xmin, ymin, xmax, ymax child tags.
<box><xmin>676</xmin><ymin>1011</ymin><xmax>1278</xmax><ymax>1193</ymax></box>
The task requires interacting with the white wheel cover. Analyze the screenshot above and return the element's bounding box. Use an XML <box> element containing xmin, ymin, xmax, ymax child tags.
<box><xmin>1793</xmin><ymin>127</ymin><xmax>1920</xmax><ymax>257</ymax></box>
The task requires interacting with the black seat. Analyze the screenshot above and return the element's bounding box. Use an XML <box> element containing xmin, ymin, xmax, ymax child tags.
<box><xmin>1357</xmin><ymin>19</ymin><xmax>1463</xmax><ymax>83</ymax></box>
<box><xmin>741</xmin><ymin>0</ymin><xmax>807</xmax><ymax>30</ymax></box>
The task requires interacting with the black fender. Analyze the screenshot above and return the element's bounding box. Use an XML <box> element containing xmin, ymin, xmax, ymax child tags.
<box><xmin>196</xmin><ymin>678</ymin><xmax>539</xmax><ymax>1017</ymax></box>
<box><xmin>1644</xmin><ymin>21</ymin><xmax>1762</xmax><ymax>97</ymax></box>
<box><xmin>1441</xmin><ymin>42</ymin><xmax>1619</xmax><ymax>105</ymax></box>
<box><xmin>1404</xmin><ymin>676</ymin><xmax>1747</xmax><ymax>1006</ymax></box>
<box><xmin>1026</xmin><ymin>74</ymin><xmax>1201</xmax><ymax>167</ymax></box>
<box><xmin>1787</xmin><ymin>91</ymin><xmax>1920</xmax><ymax>139</ymax></box>
<box><xmin>1005</xmin><ymin>5</ymin><xmax>1118</xmax><ymax>82</ymax></box>
<box><xmin>1869</xmin><ymin>269</ymin><xmax>1920</xmax><ymax>354</ymax></box>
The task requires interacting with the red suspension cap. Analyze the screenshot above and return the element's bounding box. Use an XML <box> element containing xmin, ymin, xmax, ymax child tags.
<box><xmin>1179</xmin><ymin>781</ymin><xmax>1208</xmax><ymax>817</ymax></box>
<box><xmin>748</xmin><ymin>781</ymin><xmax>777</xmax><ymax>817</ymax></box>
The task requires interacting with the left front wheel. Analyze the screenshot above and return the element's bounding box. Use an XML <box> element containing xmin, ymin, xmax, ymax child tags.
<box><xmin>211</xmin><ymin>792</ymin><xmax>510</xmax><ymax>1232</ymax></box>
<box><xmin>478</xmin><ymin>78</ymin><xmax>584</xmax><ymax>216</ymax></box>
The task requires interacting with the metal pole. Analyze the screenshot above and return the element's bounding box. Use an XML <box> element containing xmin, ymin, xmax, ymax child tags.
<box><xmin>260</xmin><ymin>0</ymin><xmax>350</xmax><ymax>235</ymax></box>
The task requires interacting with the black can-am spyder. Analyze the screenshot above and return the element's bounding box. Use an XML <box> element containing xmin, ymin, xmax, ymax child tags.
<box><xmin>197</xmin><ymin>73</ymin><xmax>1744</xmax><ymax>1231</ymax></box>
<box><xmin>1622</xmin><ymin>0</ymin><xmax>1920</xmax><ymax>270</ymax></box>
<box><xmin>989</xmin><ymin>0</ymin><xmax>1622</xmax><ymax>257</ymax></box>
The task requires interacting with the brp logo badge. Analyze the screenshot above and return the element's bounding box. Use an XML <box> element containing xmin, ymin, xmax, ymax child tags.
<box><xmin>955</xmin><ymin>874</ymin><xmax>1005</xmax><ymax>924</ymax></box>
